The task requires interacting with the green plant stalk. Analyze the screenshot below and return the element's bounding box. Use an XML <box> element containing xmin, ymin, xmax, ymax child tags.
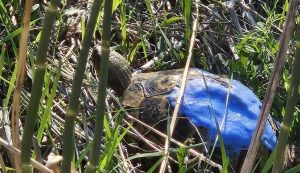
<box><xmin>20</xmin><ymin>1</ymin><xmax>59</xmax><ymax>172</ymax></box>
<box><xmin>61</xmin><ymin>0</ymin><xmax>103</xmax><ymax>172</ymax></box>
<box><xmin>272</xmin><ymin>42</ymin><xmax>300</xmax><ymax>173</ymax></box>
<box><xmin>181</xmin><ymin>0</ymin><xmax>191</xmax><ymax>48</ymax></box>
<box><xmin>120</xmin><ymin>0</ymin><xmax>126</xmax><ymax>52</ymax></box>
<box><xmin>0</xmin><ymin>44</ymin><xmax>6</xmax><ymax>78</ymax></box>
<box><xmin>84</xmin><ymin>0</ymin><xmax>113</xmax><ymax>172</ymax></box>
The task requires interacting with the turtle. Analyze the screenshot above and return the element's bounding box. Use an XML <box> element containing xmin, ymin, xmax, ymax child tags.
<box><xmin>91</xmin><ymin>46</ymin><xmax>278</xmax><ymax>170</ymax></box>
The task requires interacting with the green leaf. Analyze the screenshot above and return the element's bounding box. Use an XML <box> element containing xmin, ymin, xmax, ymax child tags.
<box><xmin>112</xmin><ymin>0</ymin><xmax>121</xmax><ymax>12</ymax></box>
<box><xmin>127</xmin><ymin>151</ymin><xmax>164</xmax><ymax>161</ymax></box>
<box><xmin>177</xmin><ymin>147</ymin><xmax>187</xmax><ymax>173</ymax></box>
<box><xmin>37</xmin><ymin>62</ymin><xmax>61</xmax><ymax>144</ymax></box>
<box><xmin>285</xmin><ymin>164</ymin><xmax>300</xmax><ymax>173</ymax></box>
<box><xmin>261</xmin><ymin>147</ymin><xmax>275</xmax><ymax>173</ymax></box>
<box><xmin>161</xmin><ymin>16</ymin><xmax>184</xmax><ymax>26</ymax></box>
<box><xmin>146</xmin><ymin>156</ymin><xmax>165</xmax><ymax>173</ymax></box>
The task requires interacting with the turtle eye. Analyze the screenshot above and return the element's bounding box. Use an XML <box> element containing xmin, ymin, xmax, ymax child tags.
<box><xmin>160</xmin><ymin>77</ymin><xmax>169</xmax><ymax>84</ymax></box>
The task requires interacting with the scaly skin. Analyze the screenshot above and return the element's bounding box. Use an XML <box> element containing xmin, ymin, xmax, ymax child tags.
<box><xmin>92</xmin><ymin>46</ymin><xmax>133</xmax><ymax>95</ymax></box>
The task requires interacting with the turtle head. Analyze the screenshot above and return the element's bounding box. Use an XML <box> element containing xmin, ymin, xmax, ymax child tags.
<box><xmin>92</xmin><ymin>46</ymin><xmax>133</xmax><ymax>95</ymax></box>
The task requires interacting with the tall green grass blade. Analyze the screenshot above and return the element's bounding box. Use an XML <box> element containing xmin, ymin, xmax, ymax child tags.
<box><xmin>202</xmin><ymin>74</ymin><xmax>232</xmax><ymax>172</ymax></box>
<box><xmin>0</xmin><ymin>0</ymin><xmax>6</xmax><ymax>12</ymax></box>
<box><xmin>103</xmin><ymin>127</ymin><xmax>120</xmax><ymax>171</ymax></box>
<box><xmin>120</xmin><ymin>0</ymin><xmax>126</xmax><ymax>51</ymax></box>
<box><xmin>127</xmin><ymin>152</ymin><xmax>164</xmax><ymax>161</ymax></box>
<box><xmin>161</xmin><ymin>16</ymin><xmax>184</xmax><ymax>26</ymax></box>
<box><xmin>128</xmin><ymin>42</ymin><xmax>141</xmax><ymax>62</ymax></box>
<box><xmin>0</xmin><ymin>75</ymin><xmax>14</xmax><ymax>85</ymax></box>
<box><xmin>143</xmin><ymin>0</ymin><xmax>155</xmax><ymax>27</ymax></box>
<box><xmin>158</xmin><ymin>26</ymin><xmax>180</xmax><ymax>63</ymax></box>
<box><xmin>0</xmin><ymin>44</ymin><xmax>6</xmax><ymax>78</ymax></box>
<box><xmin>2</xmin><ymin>19</ymin><xmax>40</xmax><ymax>43</ymax></box>
<box><xmin>98</xmin><ymin>120</ymin><xmax>130</xmax><ymax>171</ymax></box>
<box><xmin>33</xmin><ymin>31</ymin><xmax>42</xmax><ymax>44</ymax></box>
<box><xmin>37</xmin><ymin>62</ymin><xmax>62</xmax><ymax>144</ymax></box>
<box><xmin>76</xmin><ymin>141</ymin><xmax>93</xmax><ymax>167</ymax></box>
<box><xmin>147</xmin><ymin>156</ymin><xmax>165</xmax><ymax>173</ymax></box>
<box><xmin>112</xmin><ymin>0</ymin><xmax>120</xmax><ymax>12</ymax></box>
<box><xmin>251</xmin><ymin>159</ymin><xmax>261</xmax><ymax>173</ymax></box>
<box><xmin>213</xmin><ymin>116</ymin><xmax>228</xmax><ymax>173</ymax></box>
<box><xmin>0</xmin><ymin>10</ymin><xmax>19</xmax><ymax>58</ymax></box>
<box><xmin>103</xmin><ymin>115</ymin><xmax>112</xmax><ymax>138</ymax></box>
<box><xmin>0</xmin><ymin>0</ymin><xmax>14</xmax><ymax>29</ymax></box>
<box><xmin>177</xmin><ymin>147</ymin><xmax>187</xmax><ymax>173</ymax></box>
<box><xmin>181</xmin><ymin>0</ymin><xmax>192</xmax><ymax>47</ymax></box>
<box><xmin>4</xmin><ymin>65</ymin><xmax>17</xmax><ymax>108</ymax></box>
<box><xmin>285</xmin><ymin>164</ymin><xmax>300</xmax><ymax>173</ymax></box>
<box><xmin>115</xmin><ymin>124</ymin><xmax>129</xmax><ymax>145</ymax></box>
<box><xmin>40</xmin><ymin>70</ymin><xmax>51</xmax><ymax>107</ymax></box>
<box><xmin>81</xmin><ymin>16</ymin><xmax>86</xmax><ymax>42</ymax></box>
<box><xmin>261</xmin><ymin>147</ymin><xmax>276</xmax><ymax>173</ymax></box>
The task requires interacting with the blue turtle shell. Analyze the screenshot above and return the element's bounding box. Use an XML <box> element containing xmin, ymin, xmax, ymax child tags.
<box><xmin>167</xmin><ymin>69</ymin><xmax>277</xmax><ymax>155</ymax></box>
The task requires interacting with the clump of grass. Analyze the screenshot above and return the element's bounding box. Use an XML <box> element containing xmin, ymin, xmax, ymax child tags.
<box><xmin>240</xmin><ymin>0</ymin><xmax>299</xmax><ymax>171</ymax></box>
<box><xmin>1</xmin><ymin>0</ymin><xmax>300</xmax><ymax>172</ymax></box>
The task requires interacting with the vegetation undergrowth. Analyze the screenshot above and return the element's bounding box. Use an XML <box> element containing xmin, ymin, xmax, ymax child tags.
<box><xmin>0</xmin><ymin>0</ymin><xmax>299</xmax><ymax>172</ymax></box>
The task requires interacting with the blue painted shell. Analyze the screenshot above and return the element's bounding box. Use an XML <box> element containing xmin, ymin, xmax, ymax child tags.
<box><xmin>167</xmin><ymin>69</ymin><xmax>277</xmax><ymax>155</ymax></box>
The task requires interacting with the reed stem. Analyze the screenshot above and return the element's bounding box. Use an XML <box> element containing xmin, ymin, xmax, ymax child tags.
<box><xmin>61</xmin><ymin>0</ymin><xmax>103</xmax><ymax>172</ymax></box>
<box><xmin>20</xmin><ymin>1</ymin><xmax>59</xmax><ymax>172</ymax></box>
<box><xmin>272</xmin><ymin>42</ymin><xmax>300</xmax><ymax>173</ymax></box>
<box><xmin>84</xmin><ymin>0</ymin><xmax>113</xmax><ymax>172</ymax></box>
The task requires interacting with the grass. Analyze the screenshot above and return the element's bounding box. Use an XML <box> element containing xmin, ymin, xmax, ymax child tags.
<box><xmin>0</xmin><ymin>0</ymin><xmax>300</xmax><ymax>172</ymax></box>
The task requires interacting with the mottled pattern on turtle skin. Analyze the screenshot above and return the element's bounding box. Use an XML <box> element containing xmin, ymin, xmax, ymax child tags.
<box><xmin>92</xmin><ymin>46</ymin><xmax>133</xmax><ymax>95</ymax></box>
<box><xmin>122</xmin><ymin>69</ymin><xmax>186</xmax><ymax>125</ymax></box>
<box><xmin>139</xmin><ymin>96</ymin><xmax>169</xmax><ymax>124</ymax></box>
